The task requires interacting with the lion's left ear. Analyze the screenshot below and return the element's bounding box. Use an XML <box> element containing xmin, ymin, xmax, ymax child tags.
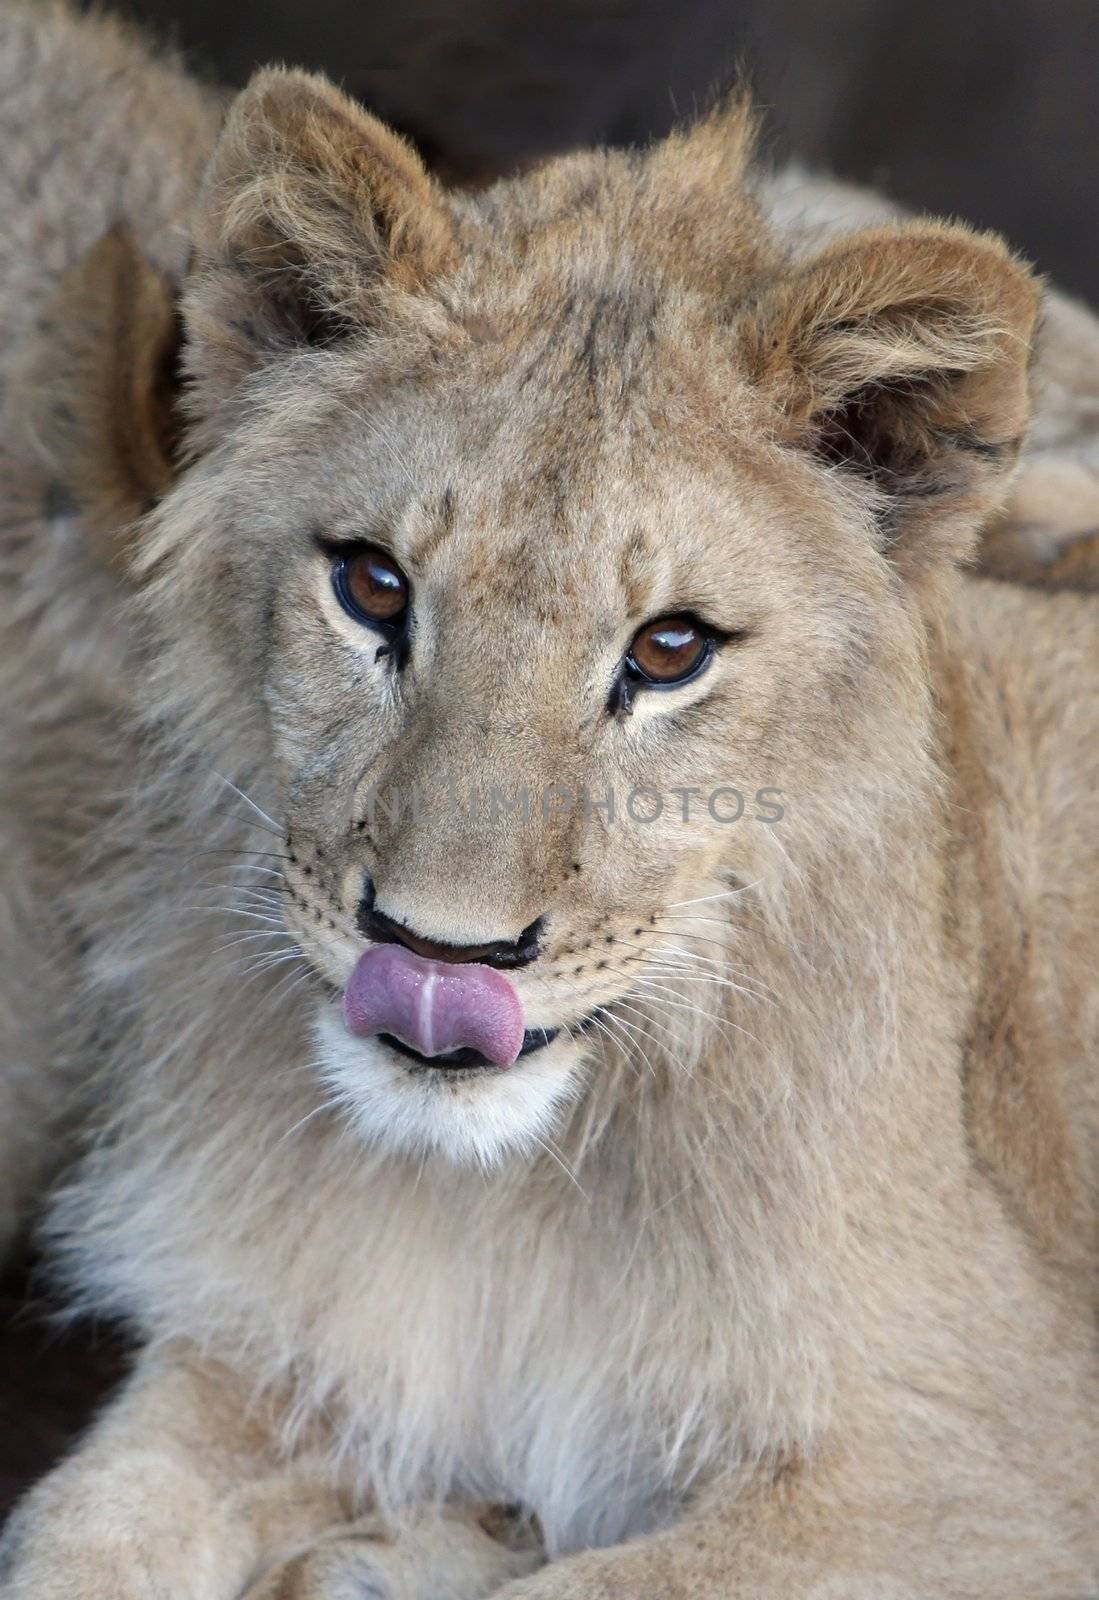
<box><xmin>12</xmin><ymin>224</ymin><xmax>181</xmax><ymax>577</ymax></box>
<box><xmin>741</xmin><ymin>221</ymin><xmax>1041</xmax><ymax>575</ymax></box>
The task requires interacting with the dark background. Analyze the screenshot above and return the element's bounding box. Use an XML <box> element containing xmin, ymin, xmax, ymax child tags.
<box><xmin>113</xmin><ymin>0</ymin><xmax>1099</xmax><ymax>299</ymax></box>
<box><xmin>4</xmin><ymin>0</ymin><xmax>1099</xmax><ymax>1528</ymax></box>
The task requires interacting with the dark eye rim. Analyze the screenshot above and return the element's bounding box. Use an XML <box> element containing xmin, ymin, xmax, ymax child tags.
<box><xmin>321</xmin><ymin>539</ymin><xmax>411</xmax><ymax>639</ymax></box>
<box><xmin>622</xmin><ymin>615</ymin><xmax>722</xmax><ymax>691</ymax></box>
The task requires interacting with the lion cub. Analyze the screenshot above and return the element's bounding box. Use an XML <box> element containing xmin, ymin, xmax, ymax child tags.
<box><xmin>0</xmin><ymin>3</ymin><xmax>1096</xmax><ymax>1598</ymax></box>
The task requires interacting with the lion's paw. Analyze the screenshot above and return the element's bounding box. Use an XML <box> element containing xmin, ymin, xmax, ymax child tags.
<box><xmin>242</xmin><ymin>1504</ymin><xmax>543</xmax><ymax>1600</ymax></box>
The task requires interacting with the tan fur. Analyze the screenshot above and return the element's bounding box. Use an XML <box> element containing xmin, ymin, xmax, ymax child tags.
<box><xmin>765</xmin><ymin>164</ymin><xmax>1099</xmax><ymax>592</ymax></box>
<box><xmin>9</xmin><ymin>225</ymin><xmax>182</xmax><ymax>573</ymax></box>
<box><xmin>0</xmin><ymin>0</ymin><xmax>216</xmax><ymax>1257</ymax></box>
<box><xmin>0</xmin><ymin>6</ymin><xmax>1097</xmax><ymax>1599</ymax></box>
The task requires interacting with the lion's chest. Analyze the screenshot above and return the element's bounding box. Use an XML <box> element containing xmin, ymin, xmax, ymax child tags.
<box><xmin>289</xmin><ymin>1170</ymin><xmax>726</xmax><ymax>1556</ymax></box>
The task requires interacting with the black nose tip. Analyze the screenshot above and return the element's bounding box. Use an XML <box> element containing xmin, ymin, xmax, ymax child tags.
<box><xmin>356</xmin><ymin>877</ymin><xmax>543</xmax><ymax>969</ymax></box>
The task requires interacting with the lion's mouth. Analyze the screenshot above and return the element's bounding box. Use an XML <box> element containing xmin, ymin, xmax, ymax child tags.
<box><xmin>344</xmin><ymin>943</ymin><xmax>527</xmax><ymax>1064</ymax></box>
<box><xmin>340</xmin><ymin>944</ymin><xmax>600</xmax><ymax>1073</ymax></box>
<box><xmin>378</xmin><ymin>1027</ymin><xmax>561</xmax><ymax>1073</ymax></box>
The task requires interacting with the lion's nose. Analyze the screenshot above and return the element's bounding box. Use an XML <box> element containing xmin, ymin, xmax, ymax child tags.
<box><xmin>355</xmin><ymin>876</ymin><xmax>544</xmax><ymax>970</ymax></box>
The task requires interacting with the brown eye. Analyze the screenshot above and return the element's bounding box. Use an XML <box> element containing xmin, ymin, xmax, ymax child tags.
<box><xmin>626</xmin><ymin>615</ymin><xmax>712</xmax><ymax>686</ymax></box>
<box><xmin>333</xmin><ymin>544</ymin><xmax>409</xmax><ymax>629</ymax></box>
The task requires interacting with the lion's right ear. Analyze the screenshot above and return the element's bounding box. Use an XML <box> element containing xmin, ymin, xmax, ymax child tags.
<box><xmin>9</xmin><ymin>224</ymin><xmax>182</xmax><ymax>577</ymax></box>
<box><xmin>184</xmin><ymin>69</ymin><xmax>457</xmax><ymax>417</ymax></box>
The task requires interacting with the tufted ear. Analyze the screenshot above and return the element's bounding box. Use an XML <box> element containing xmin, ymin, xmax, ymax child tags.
<box><xmin>9</xmin><ymin>225</ymin><xmax>182</xmax><ymax>577</ymax></box>
<box><xmin>741</xmin><ymin>221</ymin><xmax>1041</xmax><ymax>573</ymax></box>
<box><xmin>643</xmin><ymin>92</ymin><xmax>765</xmax><ymax>295</ymax></box>
<box><xmin>184</xmin><ymin>69</ymin><xmax>457</xmax><ymax>415</ymax></box>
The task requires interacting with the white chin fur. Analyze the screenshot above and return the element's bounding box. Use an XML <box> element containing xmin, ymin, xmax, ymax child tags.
<box><xmin>314</xmin><ymin>1007</ymin><xmax>586</xmax><ymax>1168</ymax></box>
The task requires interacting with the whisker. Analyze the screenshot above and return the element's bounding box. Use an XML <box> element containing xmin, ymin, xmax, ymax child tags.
<box><xmin>266</xmin><ymin>966</ymin><xmax>316</xmax><ymax>1007</ymax></box>
<box><xmin>608</xmin><ymin>934</ymin><xmax>775</xmax><ymax>1004</ymax></box>
<box><xmin>189</xmin><ymin>906</ymin><xmax>286</xmax><ymax>926</ymax></box>
<box><xmin>180</xmin><ymin>849</ymin><xmax>290</xmax><ymax>864</ymax></box>
<box><xmin>582</xmin><ymin>1009</ymin><xmax>646</xmax><ymax>1075</ymax></box>
<box><xmin>627</xmin><ymin>978</ymin><xmax>763</xmax><ymax>1050</ymax></box>
<box><xmin>527</xmin><ymin>967</ymin><xmax>633</xmax><ymax>1080</ymax></box>
<box><xmin>200</xmin><ymin>886</ymin><xmax>283</xmax><ymax>909</ymax></box>
<box><xmin>644</xmin><ymin>963</ymin><xmax>773</xmax><ymax>1003</ymax></box>
<box><xmin>530</xmin><ymin>1133</ymin><xmax>589</xmax><ymax>1200</ymax></box>
<box><xmin>605</xmin><ymin>997</ymin><xmax>696</xmax><ymax>1080</ymax></box>
<box><xmin>212</xmin><ymin>773</ymin><xmax>284</xmax><ymax>837</ymax></box>
<box><xmin>655</xmin><ymin>916</ymin><xmax>741</xmax><ymax>933</ymax></box>
<box><xmin>656</xmin><ymin>913</ymin><xmax>814</xmax><ymax>970</ymax></box>
<box><xmin>614</xmin><ymin>934</ymin><xmax>741</xmax><ymax>976</ymax></box>
<box><xmin>214</xmin><ymin>929</ymin><xmax>297</xmax><ymax>955</ymax></box>
<box><xmin>197</xmin><ymin>870</ymin><xmax>286</xmax><ymax>883</ymax></box>
<box><xmin>667</xmin><ymin>883</ymin><xmax>760</xmax><ymax>909</ymax></box>
<box><xmin>240</xmin><ymin>949</ymin><xmax>309</xmax><ymax>978</ymax></box>
<box><xmin>592</xmin><ymin>1007</ymin><xmax>660</xmax><ymax>1076</ymax></box>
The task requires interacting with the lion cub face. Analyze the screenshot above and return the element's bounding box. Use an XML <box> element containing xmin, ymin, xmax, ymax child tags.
<box><xmin>117</xmin><ymin>74</ymin><xmax>1035</xmax><ymax>1164</ymax></box>
<box><xmin>200</xmin><ymin>327</ymin><xmax>878</xmax><ymax>1164</ymax></box>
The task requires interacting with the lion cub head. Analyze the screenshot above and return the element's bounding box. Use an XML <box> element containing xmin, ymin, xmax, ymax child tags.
<box><xmin>59</xmin><ymin>73</ymin><xmax>1039</xmax><ymax>1164</ymax></box>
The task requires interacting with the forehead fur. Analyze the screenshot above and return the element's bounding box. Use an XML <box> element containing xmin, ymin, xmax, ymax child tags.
<box><xmin>451</xmin><ymin>96</ymin><xmax>771</xmax><ymax>302</ymax></box>
<box><xmin>193</xmin><ymin>98</ymin><xmax>795</xmax><ymax>549</ymax></box>
<box><xmin>182</xmin><ymin>87</ymin><xmax>776</xmax><ymax>428</ymax></box>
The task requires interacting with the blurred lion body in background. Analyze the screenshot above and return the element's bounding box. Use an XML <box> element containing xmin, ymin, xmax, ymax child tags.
<box><xmin>0</xmin><ymin>4</ymin><xmax>1096</xmax><ymax>1597</ymax></box>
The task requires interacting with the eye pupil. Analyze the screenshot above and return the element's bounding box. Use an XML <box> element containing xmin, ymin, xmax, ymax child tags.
<box><xmin>335</xmin><ymin>545</ymin><xmax>409</xmax><ymax>626</ymax></box>
<box><xmin>627</xmin><ymin>616</ymin><xmax>709</xmax><ymax>685</ymax></box>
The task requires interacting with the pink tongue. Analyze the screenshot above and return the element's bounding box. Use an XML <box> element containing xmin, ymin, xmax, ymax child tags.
<box><xmin>343</xmin><ymin>944</ymin><xmax>526</xmax><ymax>1066</ymax></box>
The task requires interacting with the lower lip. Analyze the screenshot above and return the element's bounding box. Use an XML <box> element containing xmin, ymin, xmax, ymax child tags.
<box><xmin>379</xmin><ymin>1026</ymin><xmax>561</xmax><ymax>1072</ymax></box>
